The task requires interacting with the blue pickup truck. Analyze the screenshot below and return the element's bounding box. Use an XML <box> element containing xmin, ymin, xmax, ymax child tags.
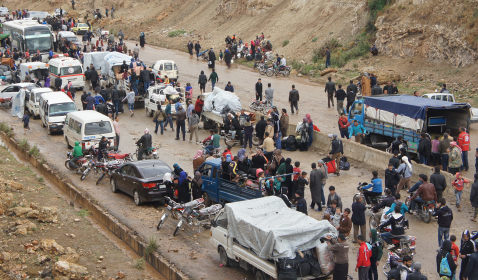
<box><xmin>198</xmin><ymin>159</ymin><xmax>263</xmax><ymax>206</ymax></box>
<box><xmin>347</xmin><ymin>95</ymin><xmax>470</xmax><ymax>154</ymax></box>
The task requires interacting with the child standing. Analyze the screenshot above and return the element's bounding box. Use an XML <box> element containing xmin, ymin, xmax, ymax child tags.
<box><xmin>297</xmin><ymin>171</ymin><xmax>308</xmax><ymax>192</ymax></box>
<box><xmin>452</xmin><ymin>172</ymin><xmax>469</xmax><ymax>211</ymax></box>
<box><xmin>332</xmin><ymin>207</ymin><xmax>342</xmax><ymax>227</ymax></box>
<box><xmin>219</xmin><ymin>50</ymin><xmax>224</xmax><ymax>61</ymax></box>
<box><xmin>292</xmin><ymin>161</ymin><xmax>301</xmax><ymax>199</ymax></box>
<box><xmin>22</xmin><ymin>113</ymin><xmax>30</xmax><ymax>135</ymax></box>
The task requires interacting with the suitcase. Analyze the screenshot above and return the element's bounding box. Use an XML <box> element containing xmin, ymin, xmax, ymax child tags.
<box><xmin>326</xmin><ymin>161</ymin><xmax>337</xmax><ymax>174</ymax></box>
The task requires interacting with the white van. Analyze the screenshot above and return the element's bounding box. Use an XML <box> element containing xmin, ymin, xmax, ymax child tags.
<box><xmin>39</xmin><ymin>92</ymin><xmax>77</xmax><ymax>134</ymax></box>
<box><xmin>26</xmin><ymin>88</ymin><xmax>53</xmax><ymax>118</ymax></box>
<box><xmin>20</xmin><ymin>62</ymin><xmax>49</xmax><ymax>82</ymax></box>
<box><xmin>64</xmin><ymin>111</ymin><xmax>116</xmax><ymax>152</ymax></box>
<box><xmin>48</xmin><ymin>57</ymin><xmax>85</xmax><ymax>89</ymax></box>
<box><xmin>144</xmin><ymin>85</ymin><xmax>185</xmax><ymax>117</ymax></box>
<box><xmin>150</xmin><ymin>60</ymin><xmax>179</xmax><ymax>81</ymax></box>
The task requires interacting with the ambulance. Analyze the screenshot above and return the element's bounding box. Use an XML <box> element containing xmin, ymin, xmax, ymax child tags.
<box><xmin>48</xmin><ymin>57</ymin><xmax>85</xmax><ymax>89</ymax></box>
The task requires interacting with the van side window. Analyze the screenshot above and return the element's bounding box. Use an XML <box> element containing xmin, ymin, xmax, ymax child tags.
<box><xmin>30</xmin><ymin>92</ymin><xmax>34</xmax><ymax>102</ymax></box>
<box><xmin>74</xmin><ymin>121</ymin><xmax>82</xmax><ymax>134</ymax></box>
<box><xmin>159</xmin><ymin>64</ymin><xmax>163</xmax><ymax>71</ymax></box>
<box><xmin>174</xmin><ymin>64</ymin><xmax>178</xmax><ymax>70</ymax></box>
<box><xmin>49</xmin><ymin>65</ymin><xmax>58</xmax><ymax>75</ymax></box>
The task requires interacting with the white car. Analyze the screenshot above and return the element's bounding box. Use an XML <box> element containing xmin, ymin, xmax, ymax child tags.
<box><xmin>422</xmin><ymin>92</ymin><xmax>478</xmax><ymax>124</ymax></box>
<box><xmin>0</xmin><ymin>7</ymin><xmax>9</xmax><ymax>17</ymax></box>
<box><xmin>0</xmin><ymin>83</ymin><xmax>40</xmax><ymax>100</ymax></box>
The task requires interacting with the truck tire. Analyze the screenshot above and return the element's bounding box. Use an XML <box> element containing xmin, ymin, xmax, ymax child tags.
<box><xmin>219</xmin><ymin>246</ymin><xmax>230</xmax><ymax>267</ymax></box>
<box><xmin>202</xmin><ymin>192</ymin><xmax>212</xmax><ymax>207</ymax></box>
<box><xmin>255</xmin><ymin>270</ymin><xmax>267</xmax><ymax>280</ymax></box>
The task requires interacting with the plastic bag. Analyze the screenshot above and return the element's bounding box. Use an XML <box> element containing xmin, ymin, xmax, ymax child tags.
<box><xmin>316</xmin><ymin>243</ymin><xmax>335</xmax><ymax>275</ymax></box>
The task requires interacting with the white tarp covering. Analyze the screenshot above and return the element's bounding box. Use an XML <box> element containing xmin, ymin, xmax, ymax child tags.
<box><xmin>225</xmin><ymin>196</ymin><xmax>337</xmax><ymax>259</ymax></box>
<box><xmin>11</xmin><ymin>89</ymin><xmax>27</xmax><ymax>118</ymax></box>
<box><xmin>101</xmin><ymin>52</ymin><xmax>131</xmax><ymax>78</ymax></box>
<box><xmin>83</xmin><ymin>52</ymin><xmax>109</xmax><ymax>71</ymax></box>
<box><xmin>202</xmin><ymin>87</ymin><xmax>241</xmax><ymax>113</ymax></box>
<box><xmin>365</xmin><ymin>106</ymin><xmax>424</xmax><ymax>131</ymax></box>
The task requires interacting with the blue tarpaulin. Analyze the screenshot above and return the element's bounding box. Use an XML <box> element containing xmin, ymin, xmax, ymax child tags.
<box><xmin>364</xmin><ymin>95</ymin><xmax>469</xmax><ymax>121</ymax></box>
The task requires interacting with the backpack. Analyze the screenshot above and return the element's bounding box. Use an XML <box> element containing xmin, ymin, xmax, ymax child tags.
<box><xmin>439</xmin><ymin>253</ymin><xmax>452</xmax><ymax>276</ymax></box>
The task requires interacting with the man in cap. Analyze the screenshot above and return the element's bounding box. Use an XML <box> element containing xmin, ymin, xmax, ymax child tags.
<box><xmin>406</xmin><ymin>262</ymin><xmax>427</xmax><ymax>280</ymax></box>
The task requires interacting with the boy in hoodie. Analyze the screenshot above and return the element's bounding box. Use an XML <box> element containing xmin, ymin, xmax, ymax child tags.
<box><xmin>295</xmin><ymin>190</ymin><xmax>307</xmax><ymax>215</ymax></box>
<box><xmin>379</xmin><ymin>205</ymin><xmax>406</xmax><ymax>250</ymax></box>
<box><xmin>436</xmin><ymin>240</ymin><xmax>457</xmax><ymax>278</ymax></box>
<box><xmin>451</xmin><ymin>172</ymin><xmax>469</xmax><ymax>211</ymax></box>
<box><xmin>355</xmin><ymin>235</ymin><xmax>371</xmax><ymax>280</ymax></box>
<box><xmin>368</xmin><ymin>229</ymin><xmax>383</xmax><ymax>280</ymax></box>
<box><xmin>385</xmin><ymin>164</ymin><xmax>401</xmax><ymax>195</ymax></box>
<box><xmin>362</xmin><ymin>171</ymin><xmax>383</xmax><ymax>205</ymax></box>
<box><xmin>69</xmin><ymin>141</ymin><xmax>83</xmax><ymax>169</ymax></box>
<box><xmin>432</xmin><ymin>198</ymin><xmax>454</xmax><ymax>249</ymax></box>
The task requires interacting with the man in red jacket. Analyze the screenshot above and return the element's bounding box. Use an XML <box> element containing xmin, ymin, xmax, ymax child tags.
<box><xmin>194</xmin><ymin>96</ymin><xmax>204</xmax><ymax>119</ymax></box>
<box><xmin>458</xmin><ymin>126</ymin><xmax>470</xmax><ymax>171</ymax></box>
<box><xmin>356</xmin><ymin>235</ymin><xmax>371</xmax><ymax>280</ymax></box>
<box><xmin>338</xmin><ymin>113</ymin><xmax>350</xmax><ymax>139</ymax></box>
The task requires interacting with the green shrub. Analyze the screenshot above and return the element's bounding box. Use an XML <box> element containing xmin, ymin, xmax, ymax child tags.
<box><xmin>312</xmin><ymin>37</ymin><xmax>318</xmax><ymax>42</ymax></box>
<box><xmin>145</xmin><ymin>236</ymin><xmax>158</xmax><ymax>255</ymax></box>
<box><xmin>282</xmin><ymin>39</ymin><xmax>289</xmax><ymax>47</ymax></box>
<box><xmin>0</xmin><ymin>122</ymin><xmax>13</xmax><ymax>137</ymax></box>
<box><xmin>133</xmin><ymin>257</ymin><xmax>145</xmax><ymax>270</ymax></box>
<box><xmin>167</xmin><ymin>30</ymin><xmax>186</xmax><ymax>37</ymax></box>
<box><xmin>78</xmin><ymin>209</ymin><xmax>90</xmax><ymax>217</ymax></box>
<box><xmin>28</xmin><ymin>145</ymin><xmax>41</xmax><ymax>158</ymax></box>
<box><xmin>19</xmin><ymin>139</ymin><xmax>30</xmax><ymax>152</ymax></box>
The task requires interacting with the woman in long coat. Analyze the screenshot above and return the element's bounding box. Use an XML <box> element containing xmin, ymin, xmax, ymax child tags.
<box><xmin>139</xmin><ymin>32</ymin><xmax>145</xmax><ymax>48</ymax></box>
<box><xmin>309</xmin><ymin>164</ymin><xmax>324</xmax><ymax>211</ymax></box>
<box><xmin>178</xmin><ymin>171</ymin><xmax>190</xmax><ymax>203</ymax></box>
<box><xmin>191</xmin><ymin>171</ymin><xmax>203</xmax><ymax>200</ymax></box>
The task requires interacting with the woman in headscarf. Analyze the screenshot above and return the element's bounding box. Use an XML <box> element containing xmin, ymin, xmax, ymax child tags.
<box><xmin>269</xmin><ymin>149</ymin><xmax>284</xmax><ymax>176</ymax></box>
<box><xmin>191</xmin><ymin>171</ymin><xmax>203</xmax><ymax>200</ymax></box>
<box><xmin>252</xmin><ymin>148</ymin><xmax>268</xmax><ymax>170</ymax></box>
<box><xmin>163</xmin><ymin>173</ymin><xmax>175</xmax><ymax>199</ymax></box>
<box><xmin>178</xmin><ymin>171</ymin><xmax>190</xmax><ymax>203</ymax></box>
<box><xmin>193</xmin><ymin>150</ymin><xmax>205</xmax><ymax>171</ymax></box>
<box><xmin>299</xmin><ymin>117</ymin><xmax>309</xmax><ymax>151</ymax></box>
<box><xmin>460</xmin><ymin>230</ymin><xmax>475</xmax><ymax>280</ymax></box>
<box><xmin>448</xmin><ymin>141</ymin><xmax>463</xmax><ymax>175</ymax></box>
<box><xmin>64</xmin><ymin>81</ymin><xmax>76</xmax><ymax>99</ymax></box>
<box><xmin>44</xmin><ymin>76</ymin><xmax>51</xmax><ymax>88</ymax></box>
<box><xmin>305</xmin><ymin>113</ymin><xmax>313</xmax><ymax>147</ymax></box>
<box><xmin>173</xmin><ymin>163</ymin><xmax>183</xmax><ymax>176</ymax></box>
<box><xmin>139</xmin><ymin>32</ymin><xmax>145</xmax><ymax>48</ymax></box>
<box><xmin>237</xmin><ymin>148</ymin><xmax>249</xmax><ymax>173</ymax></box>
<box><xmin>250</xmin><ymin>41</ymin><xmax>255</xmax><ymax>57</ymax></box>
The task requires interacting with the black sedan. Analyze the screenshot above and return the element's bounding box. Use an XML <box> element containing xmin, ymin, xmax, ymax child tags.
<box><xmin>110</xmin><ymin>160</ymin><xmax>173</xmax><ymax>206</ymax></box>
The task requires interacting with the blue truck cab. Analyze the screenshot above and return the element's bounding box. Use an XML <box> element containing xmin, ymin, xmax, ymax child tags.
<box><xmin>199</xmin><ymin>158</ymin><xmax>262</xmax><ymax>206</ymax></box>
<box><xmin>347</xmin><ymin>95</ymin><xmax>470</xmax><ymax>154</ymax></box>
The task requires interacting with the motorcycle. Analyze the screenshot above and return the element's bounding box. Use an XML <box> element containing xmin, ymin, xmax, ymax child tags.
<box><xmin>201</xmin><ymin>143</ymin><xmax>222</xmax><ymax>158</ymax></box>
<box><xmin>173</xmin><ymin>203</ymin><xmax>223</xmax><ymax>236</ymax></box>
<box><xmin>157</xmin><ymin>197</ymin><xmax>205</xmax><ymax>230</ymax></box>
<box><xmin>65</xmin><ymin>150</ymin><xmax>91</xmax><ymax>173</ymax></box>
<box><xmin>134</xmin><ymin>144</ymin><xmax>158</xmax><ymax>160</ymax></box>
<box><xmin>266</xmin><ymin>65</ymin><xmax>291</xmax><ymax>77</ymax></box>
<box><xmin>376</xmin><ymin>210</ymin><xmax>416</xmax><ymax>258</ymax></box>
<box><xmin>95</xmin><ymin>160</ymin><xmax>122</xmax><ymax>185</ymax></box>
<box><xmin>406</xmin><ymin>191</ymin><xmax>434</xmax><ymax>223</ymax></box>
<box><xmin>353</xmin><ymin>182</ymin><xmax>386</xmax><ymax>209</ymax></box>
<box><xmin>223</xmin><ymin>130</ymin><xmax>260</xmax><ymax>147</ymax></box>
<box><xmin>0</xmin><ymin>97</ymin><xmax>12</xmax><ymax>109</ymax></box>
<box><xmin>249</xmin><ymin>98</ymin><xmax>271</xmax><ymax>115</ymax></box>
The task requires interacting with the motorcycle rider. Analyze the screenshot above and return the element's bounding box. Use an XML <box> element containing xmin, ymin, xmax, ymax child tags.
<box><xmin>98</xmin><ymin>136</ymin><xmax>110</xmax><ymax>161</ymax></box>
<box><xmin>379</xmin><ymin>205</ymin><xmax>407</xmax><ymax>250</ymax></box>
<box><xmin>202</xmin><ymin>129</ymin><xmax>221</xmax><ymax>154</ymax></box>
<box><xmin>136</xmin><ymin>128</ymin><xmax>152</xmax><ymax>160</ymax></box>
<box><xmin>386</xmin><ymin>193</ymin><xmax>409</xmax><ymax>215</ymax></box>
<box><xmin>231</xmin><ymin>116</ymin><xmax>243</xmax><ymax>146</ymax></box>
<box><xmin>362</xmin><ymin>171</ymin><xmax>383</xmax><ymax>205</ymax></box>
<box><xmin>407</xmin><ymin>174</ymin><xmax>437</xmax><ymax>214</ymax></box>
<box><xmin>70</xmin><ymin>141</ymin><xmax>83</xmax><ymax>169</ymax></box>
<box><xmin>372</xmin><ymin>188</ymin><xmax>394</xmax><ymax>213</ymax></box>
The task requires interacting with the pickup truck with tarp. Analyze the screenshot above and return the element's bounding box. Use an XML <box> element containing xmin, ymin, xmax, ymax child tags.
<box><xmin>348</xmin><ymin>95</ymin><xmax>470</xmax><ymax>154</ymax></box>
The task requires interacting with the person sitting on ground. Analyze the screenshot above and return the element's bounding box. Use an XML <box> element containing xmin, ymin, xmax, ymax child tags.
<box><xmin>370</xmin><ymin>44</ymin><xmax>378</xmax><ymax>56</ymax></box>
<box><xmin>362</xmin><ymin>170</ymin><xmax>383</xmax><ymax>205</ymax></box>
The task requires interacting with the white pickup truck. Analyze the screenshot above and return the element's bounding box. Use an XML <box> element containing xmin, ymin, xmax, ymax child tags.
<box><xmin>144</xmin><ymin>85</ymin><xmax>185</xmax><ymax>117</ymax></box>
<box><xmin>423</xmin><ymin>92</ymin><xmax>478</xmax><ymax>124</ymax></box>
<box><xmin>210</xmin><ymin>197</ymin><xmax>337</xmax><ymax>280</ymax></box>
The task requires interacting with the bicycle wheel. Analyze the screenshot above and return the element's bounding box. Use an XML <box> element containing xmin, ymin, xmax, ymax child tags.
<box><xmin>259</xmin><ymin>67</ymin><xmax>266</xmax><ymax>75</ymax></box>
<box><xmin>265</xmin><ymin>69</ymin><xmax>274</xmax><ymax>77</ymax></box>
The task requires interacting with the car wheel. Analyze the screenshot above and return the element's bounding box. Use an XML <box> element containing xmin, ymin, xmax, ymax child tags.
<box><xmin>202</xmin><ymin>192</ymin><xmax>212</xmax><ymax>207</ymax></box>
<box><xmin>110</xmin><ymin>178</ymin><xmax>119</xmax><ymax>193</ymax></box>
<box><xmin>133</xmin><ymin>190</ymin><xmax>142</xmax><ymax>206</ymax></box>
<box><xmin>47</xmin><ymin>124</ymin><xmax>51</xmax><ymax>135</ymax></box>
<box><xmin>219</xmin><ymin>246</ymin><xmax>230</xmax><ymax>267</ymax></box>
<box><xmin>255</xmin><ymin>270</ymin><xmax>266</xmax><ymax>280</ymax></box>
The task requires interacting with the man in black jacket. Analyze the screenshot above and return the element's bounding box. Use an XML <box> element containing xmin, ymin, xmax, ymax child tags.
<box><xmin>382</xmin><ymin>81</ymin><xmax>393</xmax><ymax>94</ymax></box>
<box><xmin>346</xmin><ymin>88</ymin><xmax>356</xmax><ymax>114</ymax></box>
<box><xmin>384</xmin><ymin>165</ymin><xmax>401</xmax><ymax>195</ymax></box>
<box><xmin>140</xmin><ymin>68</ymin><xmax>151</xmax><ymax>92</ymax></box>
<box><xmin>255</xmin><ymin>116</ymin><xmax>267</xmax><ymax>144</ymax></box>
<box><xmin>334</xmin><ymin>85</ymin><xmax>346</xmax><ymax>115</ymax></box>
<box><xmin>54</xmin><ymin>76</ymin><xmax>62</xmax><ymax>91</ymax></box>
<box><xmin>255</xmin><ymin>78</ymin><xmax>263</xmax><ymax>101</ymax></box>
<box><xmin>295</xmin><ymin>190</ymin><xmax>307</xmax><ymax>215</ymax></box>
<box><xmin>90</xmin><ymin>66</ymin><xmax>99</xmax><ymax>89</ymax></box>
<box><xmin>371</xmin><ymin>84</ymin><xmax>383</xmax><ymax>95</ymax></box>
<box><xmin>418</xmin><ymin>132</ymin><xmax>431</xmax><ymax>165</ymax></box>
<box><xmin>84</xmin><ymin>67</ymin><xmax>91</xmax><ymax>91</ymax></box>
<box><xmin>372</xmin><ymin>188</ymin><xmax>394</xmax><ymax>212</ymax></box>
<box><xmin>346</xmin><ymin>80</ymin><xmax>358</xmax><ymax>97</ymax></box>
<box><xmin>232</xmin><ymin>117</ymin><xmax>243</xmax><ymax>146</ymax></box>
<box><xmin>136</xmin><ymin>128</ymin><xmax>152</xmax><ymax>160</ymax></box>
<box><xmin>389</xmin><ymin>150</ymin><xmax>401</xmax><ymax>169</ymax></box>
<box><xmin>433</xmin><ymin>198</ymin><xmax>453</xmax><ymax>249</ymax></box>
<box><xmin>407</xmin><ymin>263</ymin><xmax>427</xmax><ymax>280</ymax></box>
<box><xmin>288</xmin><ymin>85</ymin><xmax>299</xmax><ymax>114</ymax></box>
<box><xmin>325</xmin><ymin>76</ymin><xmax>336</xmax><ymax>108</ymax></box>
<box><xmin>328</xmin><ymin>134</ymin><xmax>344</xmax><ymax>176</ymax></box>
<box><xmin>130</xmin><ymin>71</ymin><xmax>138</xmax><ymax>95</ymax></box>
<box><xmin>111</xmin><ymin>87</ymin><xmax>120</xmax><ymax>116</ymax></box>
<box><xmin>463</xmin><ymin>240</ymin><xmax>478</xmax><ymax>280</ymax></box>
<box><xmin>430</xmin><ymin>166</ymin><xmax>447</xmax><ymax>201</ymax></box>
<box><xmin>80</xmin><ymin>92</ymin><xmax>88</xmax><ymax>110</ymax></box>
<box><xmin>194</xmin><ymin>41</ymin><xmax>201</xmax><ymax>60</ymax></box>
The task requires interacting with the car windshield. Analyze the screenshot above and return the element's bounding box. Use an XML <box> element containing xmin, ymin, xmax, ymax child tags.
<box><xmin>84</xmin><ymin>121</ymin><xmax>113</xmax><ymax>136</ymax></box>
<box><xmin>164</xmin><ymin>63</ymin><xmax>173</xmax><ymax>71</ymax></box>
<box><xmin>60</xmin><ymin>66</ymin><xmax>82</xmax><ymax>76</ymax></box>
<box><xmin>25</xmin><ymin>34</ymin><xmax>52</xmax><ymax>53</ymax></box>
<box><xmin>65</xmin><ymin>36</ymin><xmax>79</xmax><ymax>42</ymax></box>
<box><xmin>140</xmin><ymin>165</ymin><xmax>172</xmax><ymax>179</ymax></box>
<box><xmin>49</xmin><ymin>102</ymin><xmax>77</xmax><ymax>116</ymax></box>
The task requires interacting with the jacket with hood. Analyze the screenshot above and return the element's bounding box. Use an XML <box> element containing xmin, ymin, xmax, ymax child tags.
<box><xmin>369</xmin><ymin>229</ymin><xmax>383</xmax><ymax>261</ymax></box>
<box><xmin>198</xmin><ymin>71</ymin><xmax>207</xmax><ymax>84</ymax></box>
<box><xmin>436</xmin><ymin>240</ymin><xmax>457</xmax><ymax>276</ymax></box>
<box><xmin>379</xmin><ymin>212</ymin><xmax>406</xmax><ymax>236</ymax></box>
<box><xmin>430</xmin><ymin>171</ymin><xmax>447</xmax><ymax>191</ymax></box>
<box><xmin>328</xmin><ymin>238</ymin><xmax>349</xmax><ymax>264</ymax></box>
<box><xmin>329</xmin><ymin>138</ymin><xmax>344</xmax><ymax>155</ymax></box>
<box><xmin>471</xmin><ymin>180</ymin><xmax>478</xmax><ymax>208</ymax></box>
<box><xmin>452</xmin><ymin>173</ymin><xmax>469</xmax><ymax>192</ymax></box>
<box><xmin>432</xmin><ymin>205</ymin><xmax>453</xmax><ymax>228</ymax></box>
<box><xmin>460</xmin><ymin>230</ymin><xmax>475</xmax><ymax>278</ymax></box>
<box><xmin>464</xmin><ymin>251</ymin><xmax>478</xmax><ymax>280</ymax></box>
<box><xmin>72</xmin><ymin>141</ymin><xmax>83</xmax><ymax>157</ymax></box>
<box><xmin>418</xmin><ymin>137</ymin><xmax>432</xmax><ymax>157</ymax></box>
<box><xmin>384</xmin><ymin>168</ymin><xmax>401</xmax><ymax>189</ymax></box>
<box><xmin>356</xmin><ymin>241</ymin><xmax>372</xmax><ymax>268</ymax></box>
<box><xmin>363</xmin><ymin>177</ymin><xmax>382</xmax><ymax>193</ymax></box>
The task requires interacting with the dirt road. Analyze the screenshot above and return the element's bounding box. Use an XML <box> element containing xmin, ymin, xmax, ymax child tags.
<box><xmin>1</xmin><ymin>41</ymin><xmax>477</xmax><ymax>279</ymax></box>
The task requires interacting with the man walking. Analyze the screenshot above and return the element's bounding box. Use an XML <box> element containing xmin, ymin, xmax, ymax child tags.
<box><xmin>255</xmin><ymin>78</ymin><xmax>263</xmax><ymax>101</ymax></box>
<box><xmin>265</xmin><ymin>83</ymin><xmax>274</xmax><ymax>107</ymax></box>
<box><xmin>432</xmin><ymin>198</ymin><xmax>453</xmax><ymax>249</ymax></box>
<box><xmin>122</xmin><ymin>90</ymin><xmax>135</xmax><ymax>117</ymax></box>
<box><xmin>430</xmin><ymin>166</ymin><xmax>447</xmax><ymax>201</ymax></box>
<box><xmin>208</xmin><ymin>68</ymin><xmax>218</xmax><ymax>90</ymax></box>
<box><xmin>288</xmin><ymin>85</ymin><xmax>299</xmax><ymax>114</ymax></box>
<box><xmin>355</xmin><ymin>235</ymin><xmax>371</xmax><ymax>280</ymax></box>
<box><xmin>335</xmin><ymin>84</ymin><xmax>346</xmax><ymax>115</ymax></box>
<box><xmin>458</xmin><ymin>126</ymin><xmax>470</xmax><ymax>171</ymax></box>
<box><xmin>352</xmin><ymin>196</ymin><xmax>366</xmax><ymax>243</ymax></box>
<box><xmin>194</xmin><ymin>41</ymin><xmax>201</xmax><ymax>60</ymax></box>
<box><xmin>327</xmin><ymin>234</ymin><xmax>349</xmax><ymax>280</ymax></box>
<box><xmin>175</xmin><ymin>105</ymin><xmax>186</xmax><ymax>141</ymax></box>
<box><xmin>325</xmin><ymin>77</ymin><xmax>336</xmax><ymax>108</ymax></box>
<box><xmin>112</xmin><ymin>116</ymin><xmax>120</xmax><ymax>151</ymax></box>
<box><xmin>309</xmin><ymin>163</ymin><xmax>324</xmax><ymax>211</ymax></box>
<box><xmin>188</xmin><ymin>110</ymin><xmax>200</xmax><ymax>143</ymax></box>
